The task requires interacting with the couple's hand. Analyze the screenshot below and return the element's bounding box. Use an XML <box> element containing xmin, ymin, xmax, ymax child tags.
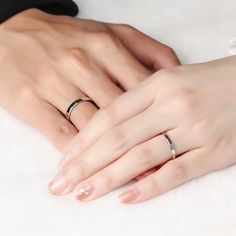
<box><xmin>49</xmin><ymin>56</ymin><xmax>236</xmax><ymax>203</ymax></box>
<box><xmin>0</xmin><ymin>8</ymin><xmax>179</xmax><ymax>150</ymax></box>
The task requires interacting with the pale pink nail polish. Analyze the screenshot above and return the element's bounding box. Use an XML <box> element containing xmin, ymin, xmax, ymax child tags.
<box><xmin>48</xmin><ymin>174</ymin><xmax>68</xmax><ymax>195</ymax></box>
<box><xmin>74</xmin><ymin>184</ymin><xmax>94</xmax><ymax>201</ymax></box>
<box><xmin>119</xmin><ymin>189</ymin><xmax>140</xmax><ymax>204</ymax></box>
<box><xmin>58</xmin><ymin>152</ymin><xmax>73</xmax><ymax>170</ymax></box>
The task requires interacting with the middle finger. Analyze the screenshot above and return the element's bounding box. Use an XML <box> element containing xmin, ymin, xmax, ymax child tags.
<box><xmin>48</xmin><ymin>105</ymin><xmax>175</xmax><ymax>196</ymax></box>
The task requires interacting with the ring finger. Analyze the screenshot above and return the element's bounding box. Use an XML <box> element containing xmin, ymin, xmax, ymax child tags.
<box><xmin>119</xmin><ymin>147</ymin><xmax>208</xmax><ymax>204</ymax></box>
<box><xmin>39</xmin><ymin>80</ymin><xmax>98</xmax><ymax>131</ymax></box>
<box><xmin>72</xmin><ymin>128</ymin><xmax>197</xmax><ymax>201</ymax></box>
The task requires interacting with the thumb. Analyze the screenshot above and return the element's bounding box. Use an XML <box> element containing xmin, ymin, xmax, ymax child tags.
<box><xmin>108</xmin><ymin>24</ymin><xmax>180</xmax><ymax>70</ymax></box>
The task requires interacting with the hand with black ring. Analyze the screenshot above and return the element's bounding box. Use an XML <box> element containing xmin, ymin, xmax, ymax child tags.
<box><xmin>0</xmin><ymin>8</ymin><xmax>179</xmax><ymax>151</ymax></box>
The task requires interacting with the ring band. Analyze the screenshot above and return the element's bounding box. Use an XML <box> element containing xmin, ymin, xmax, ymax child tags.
<box><xmin>66</xmin><ymin>97</ymin><xmax>96</xmax><ymax>122</ymax></box>
<box><xmin>163</xmin><ymin>132</ymin><xmax>177</xmax><ymax>159</ymax></box>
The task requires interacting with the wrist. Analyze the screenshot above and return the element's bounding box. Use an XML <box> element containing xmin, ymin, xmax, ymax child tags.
<box><xmin>0</xmin><ymin>0</ymin><xmax>78</xmax><ymax>24</ymax></box>
<box><xmin>0</xmin><ymin>8</ymin><xmax>48</xmax><ymax>32</ymax></box>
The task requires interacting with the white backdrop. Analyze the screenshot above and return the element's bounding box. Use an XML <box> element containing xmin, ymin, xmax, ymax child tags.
<box><xmin>0</xmin><ymin>1</ymin><xmax>236</xmax><ymax>235</ymax></box>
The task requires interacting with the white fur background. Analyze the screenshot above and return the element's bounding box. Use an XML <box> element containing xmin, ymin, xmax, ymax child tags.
<box><xmin>0</xmin><ymin>0</ymin><xmax>236</xmax><ymax>235</ymax></box>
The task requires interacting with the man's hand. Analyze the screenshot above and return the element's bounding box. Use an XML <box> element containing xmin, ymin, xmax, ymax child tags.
<box><xmin>0</xmin><ymin>8</ymin><xmax>179</xmax><ymax>151</ymax></box>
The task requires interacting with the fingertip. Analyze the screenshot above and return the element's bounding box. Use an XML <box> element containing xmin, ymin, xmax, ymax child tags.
<box><xmin>48</xmin><ymin>173</ymin><xmax>68</xmax><ymax>196</ymax></box>
<box><xmin>118</xmin><ymin>188</ymin><xmax>140</xmax><ymax>204</ymax></box>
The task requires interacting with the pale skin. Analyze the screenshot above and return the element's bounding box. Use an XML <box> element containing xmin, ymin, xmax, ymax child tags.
<box><xmin>0</xmin><ymin>8</ymin><xmax>179</xmax><ymax>151</ymax></box>
<box><xmin>49</xmin><ymin>56</ymin><xmax>236</xmax><ymax>204</ymax></box>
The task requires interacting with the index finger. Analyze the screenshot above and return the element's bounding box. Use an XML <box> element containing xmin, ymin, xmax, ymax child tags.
<box><xmin>65</xmin><ymin>80</ymin><xmax>154</xmax><ymax>158</ymax></box>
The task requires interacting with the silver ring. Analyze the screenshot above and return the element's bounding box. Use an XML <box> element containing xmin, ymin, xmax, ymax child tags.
<box><xmin>66</xmin><ymin>97</ymin><xmax>96</xmax><ymax>122</ymax></box>
<box><xmin>163</xmin><ymin>132</ymin><xmax>177</xmax><ymax>159</ymax></box>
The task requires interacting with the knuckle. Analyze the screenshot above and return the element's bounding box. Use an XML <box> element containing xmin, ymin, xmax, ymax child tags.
<box><xmin>96</xmin><ymin>106</ymin><xmax>116</xmax><ymax>128</ymax></box>
<box><xmin>89</xmin><ymin>31</ymin><xmax>121</xmax><ymax>50</ymax></box>
<box><xmin>59</xmin><ymin>48</ymin><xmax>93</xmax><ymax>78</ymax></box>
<box><xmin>64</xmin><ymin>49</ymin><xmax>89</xmax><ymax>69</ymax></box>
<box><xmin>152</xmin><ymin>69</ymin><xmax>181</xmax><ymax>93</ymax></box>
<box><xmin>73</xmin><ymin>159</ymin><xmax>88</xmax><ymax>178</ymax></box>
<box><xmin>166</xmin><ymin>161</ymin><xmax>188</xmax><ymax>181</ymax></box>
<box><xmin>155</xmin><ymin>69</ymin><xmax>178</xmax><ymax>85</ymax></box>
<box><xmin>163</xmin><ymin>45</ymin><xmax>176</xmax><ymax>56</ymax></box>
<box><xmin>18</xmin><ymin>85</ymin><xmax>36</xmax><ymax>102</ymax></box>
<box><xmin>173</xmin><ymin>88</ymin><xmax>196</xmax><ymax>115</ymax></box>
<box><xmin>130</xmin><ymin>146</ymin><xmax>155</xmax><ymax>169</ymax></box>
<box><xmin>147</xmin><ymin>177</ymin><xmax>162</xmax><ymax>193</ymax></box>
<box><xmin>106</xmin><ymin>127</ymin><xmax>127</xmax><ymax>152</ymax></box>
<box><xmin>99</xmin><ymin>170</ymin><xmax>113</xmax><ymax>189</ymax></box>
<box><xmin>67</xmin><ymin>48</ymin><xmax>87</xmax><ymax>64</ymax></box>
<box><xmin>53</xmin><ymin>122</ymin><xmax>75</xmax><ymax>139</ymax></box>
<box><xmin>66</xmin><ymin>133</ymin><xmax>88</xmax><ymax>156</ymax></box>
<box><xmin>73</xmin><ymin>135</ymin><xmax>86</xmax><ymax>150</ymax></box>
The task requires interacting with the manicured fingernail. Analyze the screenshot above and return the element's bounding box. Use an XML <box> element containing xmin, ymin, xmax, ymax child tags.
<box><xmin>58</xmin><ymin>152</ymin><xmax>73</xmax><ymax>170</ymax></box>
<box><xmin>48</xmin><ymin>174</ymin><xmax>68</xmax><ymax>195</ymax></box>
<box><xmin>74</xmin><ymin>184</ymin><xmax>94</xmax><ymax>201</ymax></box>
<box><xmin>119</xmin><ymin>189</ymin><xmax>140</xmax><ymax>204</ymax></box>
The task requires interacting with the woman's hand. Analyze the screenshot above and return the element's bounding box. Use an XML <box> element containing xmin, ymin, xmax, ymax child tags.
<box><xmin>0</xmin><ymin>8</ymin><xmax>179</xmax><ymax>151</ymax></box>
<box><xmin>49</xmin><ymin>56</ymin><xmax>236</xmax><ymax>203</ymax></box>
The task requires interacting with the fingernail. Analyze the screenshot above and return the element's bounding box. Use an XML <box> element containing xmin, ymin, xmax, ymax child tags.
<box><xmin>74</xmin><ymin>184</ymin><xmax>94</xmax><ymax>201</ymax></box>
<box><xmin>119</xmin><ymin>189</ymin><xmax>140</xmax><ymax>204</ymax></box>
<box><xmin>48</xmin><ymin>174</ymin><xmax>68</xmax><ymax>195</ymax></box>
<box><xmin>58</xmin><ymin>152</ymin><xmax>73</xmax><ymax>170</ymax></box>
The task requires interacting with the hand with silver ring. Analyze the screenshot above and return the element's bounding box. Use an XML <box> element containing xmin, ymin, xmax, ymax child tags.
<box><xmin>48</xmin><ymin>56</ymin><xmax>236</xmax><ymax>203</ymax></box>
<box><xmin>0</xmin><ymin>8</ymin><xmax>179</xmax><ymax>151</ymax></box>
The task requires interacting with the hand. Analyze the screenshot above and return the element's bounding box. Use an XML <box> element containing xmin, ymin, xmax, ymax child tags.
<box><xmin>49</xmin><ymin>56</ymin><xmax>236</xmax><ymax>203</ymax></box>
<box><xmin>0</xmin><ymin>9</ymin><xmax>179</xmax><ymax>151</ymax></box>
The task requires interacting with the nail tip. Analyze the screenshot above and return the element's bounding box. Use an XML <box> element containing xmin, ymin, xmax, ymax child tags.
<box><xmin>48</xmin><ymin>175</ymin><xmax>68</xmax><ymax>195</ymax></box>
<box><xmin>73</xmin><ymin>184</ymin><xmax>94</xmax><ymax>201</ymax></box>
<box><xmin>48</xmin><ymin>183</ymin><xmax>56</xmax><ymax>193</ymax></box>
<box><xmin>48</xmin><ymin>185</ymin><xmax>59</xmax><ymax>195</ymax></box>
<box><xmin>118</xmin><ymin>189</ymin><xmax>139</xmax><ymax>203</ymax></box>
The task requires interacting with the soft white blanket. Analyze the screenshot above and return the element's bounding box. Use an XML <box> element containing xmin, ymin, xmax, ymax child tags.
<box><xmin>0</xmin><ymin>0</ymin><xmax>236</xmax><ymax>235</ymax></box>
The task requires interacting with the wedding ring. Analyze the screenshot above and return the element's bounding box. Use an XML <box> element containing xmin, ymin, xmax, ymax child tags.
<box><xmin>163</xmin><ymin>132</ymin><xmax>177</xmax><ymax>159</ymax></box>
<box><xmin>66</xmin><ymin>97</ymin><xmax>96</xmax><ymax>122</ymax></box>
